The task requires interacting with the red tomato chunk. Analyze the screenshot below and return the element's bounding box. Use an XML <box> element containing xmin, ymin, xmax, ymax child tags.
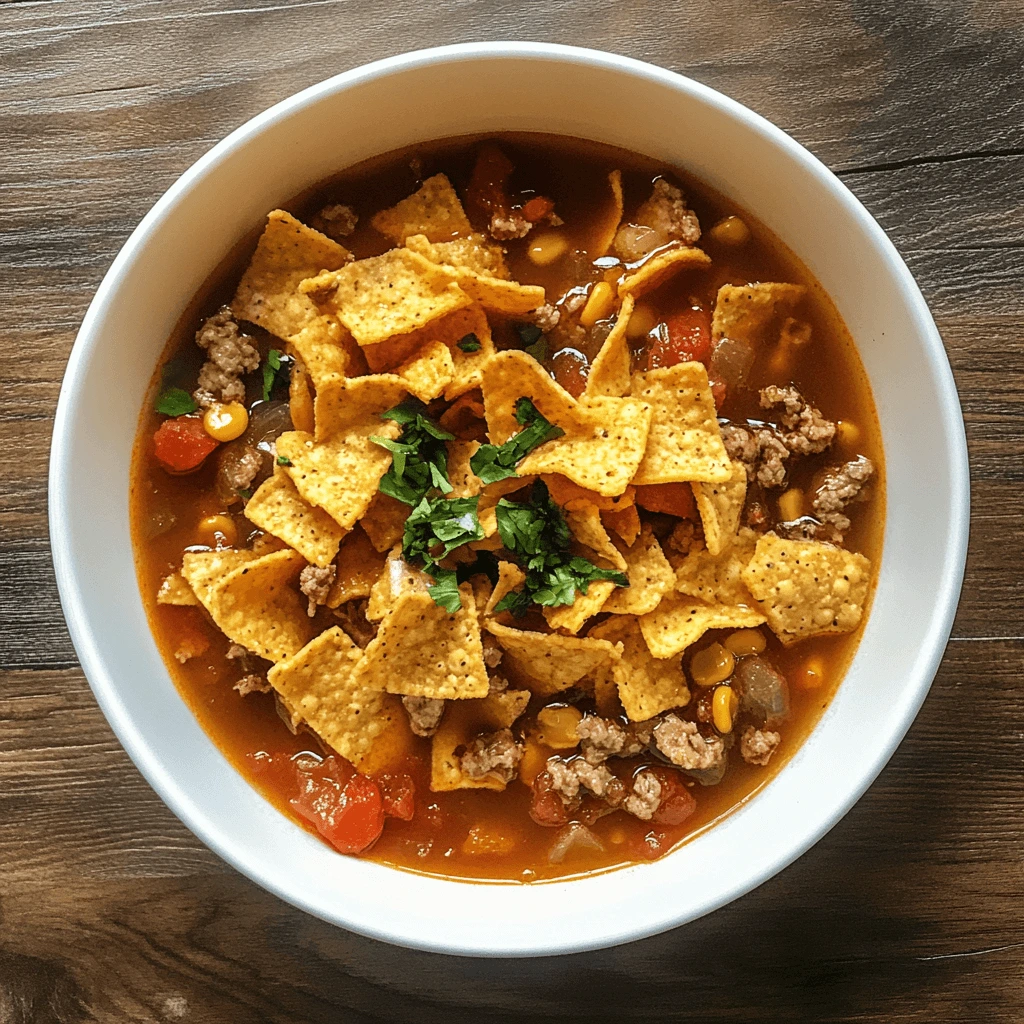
<box><xmin>646</xmin><ymin>305</ymin><xmax>712</xmax><ymax>369</ymax></box>
<box><xmin>376</xmin><ymin>771</ymin><xmax>416</xmax><ymax>822</ymax></box>
<box><xmin>635</xmin><ymin>482</ymin><xmax>697</xmax><ymax>519</ymax></box>
<box><xmin>291</xmin><ymin>757</ymin><xmax>384</xmax><ymax>854</ymax></box>
<box><xmin>153</xmin><ymin>415</ymin><xmax>219</xmax><ymax>473</ymax></box>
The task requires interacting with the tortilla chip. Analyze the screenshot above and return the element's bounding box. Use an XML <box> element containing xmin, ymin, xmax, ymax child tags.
<box><xmin>711</xmin><ymin>282</ymin><xmax>807</xmax><ymax>345</ymax></box>
<box><xmin>692</xmin><ymin>459</ymin><xmax>747</xmax><ymax>556</ymax></box>
<box><xmin>313</xmin><ymin>373</ymin><xmax>409</xmax><ymax>440</ymax></box>
<box><xmin>638</xmin><ymin>596</ymin><xmax>765</xmax><ymax>659</ymax></box>
<box><xmin>675</xmin><ymin>527</ymin><xmax>759</xmax><ymax>607</ymax></box>
<box><xmin>300</xmin><ymin>248</ymin><xmax>472</xmax><ymax>348</ymax></box>
<box><xmin>182</xmin><ymin>548</ymin><xmax>313</xmax><ymax>662</ymax></box>
<box><xmin>267</xmin><ymin>626</ymin><xmax>400</xmax><ymax>767</ymax></box>
<box><xmin>565</xmin><ymin>503</ymin><xmax>627</xmax><ymax>571</ymax></box>
<box><xmin>157</xmin><ymin>572</ymin><xmax>198</xmax><ymax>606</ymax></box>
<box><xmin>360</xmin><ymin>492</ymin><xmax>409</xmax><ymax>553</ymax></box>
<box><xmin>543</xmin><ymin>581</ymin><xmax>616</xmax><ymax>634</ymax></box>
<box><xmin>243</xmin><ymin>468</ymin><xmax>346</xmax><ymax>568</ymax></box>
<box><xmin>619</xmin><ymin>245</ymin><xmax>711</xmax><ymax>299</ymax></box>
<box><xmin>406</xmin><ymin>232</ymin><xmax>509</xmax><ymax>279</ymax></box>
<box><xmin>590</xmin><ymin>615</ymin><xmax>690</xmax><ymax>722</ymax></box>
<box><xmin>485</xmin><ymin>621</ymin><xmax>619</xmax><ymax>697</ymax></box>
<box><xmin>286</xmin><ymin>316</ymin><xmax>350</xmax><ymax>389</ymax></box>
<box><xmin>371</xmin><ymin>174</ymin><xmax>472</xmax><ymax>245</ymax></box>
<box><xmin>366</xmin><ymin>548</ymin><xmax>429</xmax><ymax>621</ymax></box>
<box><xmin>630</xmin><ymin>363</ymin><xmax>731</xmax><ymax>485</ymax></box>
<box><xmin>288</xmin><ymin>354</ymin><xmax>316</xmax><ymax>434</ymax></box>
<box><xmin>585</xmin><ymin>294</ymin><xmax>634</xmax><ymax>399</ymax></box>
<box><xmin>483</xmin><ymin>561</ymin><xmax>527</xmax><ymax>617</ymax></box>
<box><xmin>277</xmin><ymin>425</ymin><xmax>399</xmax><ymax>531</ymax></box>
<box><xmin>356</xmin><ymin>584</ymin><xmax>489</xmax><ymax>699</ymax></box>
<box><xmin>591</xmin><ymin>169</ymin><xmax>623</xmax><ymax>257</ymax></box>
<box><xmin>421</xmin><ymin>304</ymin><xmax>496</xmax><ymax>401</ymax></box>
<box><xmin>447</xmin><ymin>440</ymin><xmax>484</xmax><ymax>498</ymax></box>
<box><xmin>232</xmin><ymin>210</ymin><xmax>351</xmax><ymax>339</ymax></box>
<box><xmin>602</xmin><ymin>525</ymin><xmax>675</xmax><ymax>615</ymax></box>
<box><xmin>396</xmin><ymin>339</ymin><xmax>455</xmax><ymax>402</ymax></box>
<box><xmin>327</xmin><ymin>529</ymin><xmax>386</xmax><ymax>608</ymax></box>
<box><xmin>602</xmin><ymin>503</ymin><xmax>641</xmax><ymax>547</ymax></box>
<box><xmin>178</xmin><ymin>549</ymin><xmax>259</xmax><ymax>607</ymax></box>
<box><xmin>431</xmin><ymin>689</ymin><xmax>531</xmax><ymax>792</ymax></box>
<box><xmin>741</xmin><ymin>533</ymin><xmax>871</xmax><ymax>644</ymax></box>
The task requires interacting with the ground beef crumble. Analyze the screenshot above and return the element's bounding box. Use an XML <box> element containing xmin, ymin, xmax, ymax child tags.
<box><xmin>653</xmin><ymin>714</ymin><xmax>725</xmax><ymax>772</ymax></box>
<box><xmin>299</xmin><ymin>564</ymin><xmax>335</xmax><ymax>617</ymax></box>
<box><xmin>740</xmin><ymin>727</ymin><xmax>781</xmax><ymax>766</ymax></box>
<box><xmin>622</xmin><ymin>770</ymin><xmax>663</xmax><ymax>821</ymax></box>
<box><xmin>332</xmin><ymin>598</ymin><xmax>378</xmax><ymax>648</ymax></box>
<box><xmin>721</xmin><ymin>422</ymin><xmax>791</xmax><ymax>489</ymax></box>
<box><xmin>812</xmin><ymin>456</ymin><xmax>874</xmax><ymax>534</ymax></box>
<box><xmin>577</xmin><ymin>715</ymin><xmax>652</xmax><ymax>765</ymax></box>
<box><xmin>760</xmin><ymin>384</ymin><xmax>836</xmax><ymax>456</ymax></box>
<box><xmin>192</xmin><ymin>309</ymin><xmax>260</xmax><ymax>409</ymax></box>
<box><xmin>614</xmin><ymin>178</ymin><xmax>701</xmax><ymax>261</ymax></box>
<box><xmin>525</xmin><ymin>303</ymin><xmax>560</xmax><ymax>332</ymax></box>
<box><xmin>489</xmin><ymin>211</ymin><xmax>530</xmax><ymax>240</ymax></box>
<box><xmin>311</xmin><ymin>202</ymin><xmax>358</xmax><ymax>241</ymax></box>
<box><xmin>546</xmin><ymin>757</ymin><xmax>626</xmax><ymax>807</ymax></box>
<box><xmin>460</xmin><ymin>729</ymin><xmax>522</xmax><ymax>783</ymax></box>
<box><xmin>482</xmin><ymin>634</ymin><xmax>504</xmax><ymax>669</ymax></box>
<box><xmin>234</xmin><ymin>674</ymin><xmax>271</xmax><ymax>695</ymax></box>
<box><xmin>402</xmin><ymin>695</ymin><xmax>445</xmax><ymax>738</ymax></box>
<box><xmin>221</xmin><ymin>445</ymin><xmax>262</xmax><ymax>494</ymax></box>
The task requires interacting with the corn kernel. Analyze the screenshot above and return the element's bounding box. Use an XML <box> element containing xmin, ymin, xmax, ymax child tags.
<box><xmin>795</xmin><ymin>655</ymin><xmax>826</xmax><ymax>690</ymax></box>
<box><xmin>712</xmin><ymin>685</ymin><xmax>740</xmax><ymax>733</ymax></box>
<box><xmin>196</xmin><ymin>514</ymin><xmax>237</xmax><ymax>549</ymax></box>
<box><xmin>203</xmin><ymin>402</ymin><xmax>248</xmax><ymax>442</ymax></box>
<box><xmin>536</xmin><ymin>705</ymin><xmax>583</xmax><ymax>750</ymax></box>
<box><xmin>778</xmin><ymin>487</ymin><xmax>805</xmax><ymax>522</ymax></box>
<box><xmin>690</xmin><ymin>642</ymin><xmax>735</xmax><ymax>687</ymax></box>
<box><xmin>709</xmin><ymin>215</ymin><xmax>750</xmax><ymax>246</ymax></box>
<box><xmin>527</xmin><ymin>231</ymin><xmax>569</xmax><ymax>266</ymax></box>
<box><xmin>626</xmin><ymin>302</ymin><xmax>659</xmax><ymax>340</ymax></box>
<box><xmin>837</xmin><ymin>420</ymin><xmax>861</xmax><ymax>446</ymax></box>
<box><xmin>724</xmin><ymin>628</ymin><xmax>767</xmax><ymax>657</ymax></box>
<box><xmin>579</xmin><ymin>281</ymin><xmax>616</xmax><ymax>328</ymax></box>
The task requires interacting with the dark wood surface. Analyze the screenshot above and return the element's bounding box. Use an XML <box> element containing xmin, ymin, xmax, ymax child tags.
<box><xmin>2</xmin><ymin>1</ymin><xmax>1022</xmax><ymax>1020</ymax></box>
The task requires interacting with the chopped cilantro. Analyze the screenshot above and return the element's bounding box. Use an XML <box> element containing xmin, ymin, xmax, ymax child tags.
<box><xmin>493</xmin><ymin>480</ymin><xmax>628</xmax><ymax>614</ymax></box>
<box><xmin>515</xmin><ymin>322</ymin><xmax>547</xmax><ymax>361</ymax></box>
<box><xmin>262</xmin><ymin>348</ymin><xmax>290</xmax><ymax>402</ymax></box>
<box><xmin>469</xmin><ymin>397</ymin><xmax>564</xmax><ymax>485</ymax></box>
<box><xmin>457</xmin><ymin>332</ymin><xmax>481</xmax><ymax>353</ymax></box>
<box><xmin>371</xmin><ymin>401</ymin><xmax>455</xmax><ymax>506</ymax></box>
<box><xmin>425</xmin><ymin>567</ymin><xmax>462</xmax><ymax>613</ymax></box>
<box><xmin>403</xmin><ymin>495</ymin><xmax>483</xmax><ymax>568</ymax></box>
<box><xmin>276</xmin><ymin>455</ymin><xmax>292</xmax><ymax>466</ymax></box>
<box><xmin>155</xmin><ymin>387</ymin><xmax>197</xmax><ymax>417</ymax></box>
<box><xmin>237</xmin><ymin>488</ymin><xmax>252</xmax><ymax>500</ymax></box>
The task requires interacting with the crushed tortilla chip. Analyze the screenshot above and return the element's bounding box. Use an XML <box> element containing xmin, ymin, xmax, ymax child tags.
<box><xmin>630</xmin><ymin>363</ymin><xmax>731</xmax><ymax>485</ymax></box>
<box><xmin>711</xmin><ymin>282</ymin><xmax>807</xmax><ymax>345</ymax></box>
<box><xmin>590</xmin><ymin>615</ymin><xmax>690</xmax><ymax>721</ymax></box>
<box><xmin>602</xmin><ymin>503</ymin><xmax>641</xmax><ymax>547</ymax></box>
<box><xmin>619</xmin><ymin>245</ymin><xmax>711</xmax><ymax>299</ymax></box>
<box><xmin>447</xmin><ymin>440</ymin><xmax>483</xmax><ymax>498</ymax></box>
<box><xmin>366</xmin><ymin>548</ymin><xmax>429</xmax><ymax>621</ymax></box>
<box><xmin>371</xmin><ymin>174</ymin><xmax>472</xmax><ymax>245</ymax></box>
<box><xmin>692</xmin><ymin>459</ymin><xmax>747</xmax><ymax>556</ymax></box>
<box><xmin>590</xmin><ymin>169</ymin><xmax>623</xmax><ymax>257</ymax></box>
<box><xmin>267</xmin><ymin>626</ymin><xmax>400</xmax><ymax>767</ymax></box>
<box><xmin>483</xmin><ymin>561</ymin><xmax>527</xmax><ymax>617</ymax></box>
<box><xmin>675</xmin><ymin>527</ymin><xmax>759</xmax><ymax>607</ymax></box>
<box><xmin>485</xmin><ymin>621</ymin><xmax>619</xmax><ymax>697</ymax></box>
<box><xmin>543</xmin><ymin>580</ymin><xmax>616</xmax><ymax>634</ymax></box>
<box><xmin>232</xmin><ymin>210</ymin><xmax>351</xmax><ymax>339</ymax></box>
<box><xmin>178</xmin><ymin>549</ymin><xmax>258</xmax><ymax>607</ymax></box>
<box><xmin>286</xmin><ymin>316</ymin><xmax>350</xmax><ymax>389</ymax></box>
<box><xmin>417</xmin><ymin>304</ymin><xmax>496</xmax><ymax>401</ymax></box>
<box><xmin>157</xmin><ymin>572</ymin><xmax>198</xmax><ymax>606</ymax></box>
<box><xmin>603</xmin><ymin>525</ymin><xmax>675</xmax><ymax>616</ymax></box>
<box><xmin>300</xmin><ymin>248</ymin><xmax>471</xmax><ymax>348</ymax></box>
<box><xmin>182</xmin><ymin>548</ymin><xmax>313</xmax><ymax>662</ymax></box>
<box><xmin>244</xmin><ymin>468</ymin><xmax>346</xmax><ymax>568</ymax></box>
<box><xmin>287</xmin><ymin>353</ymin><xmax>316</xmax><ymax>434</ymax></box>
<box><xmin>312</xmin><ymin>373</ymin><xmax>409</xmax><ymax>440</ymax></box>
<box><xmin>406</xmin><ymin>232</ymin><xmax>509</xmax><ymax>279</ymax></box>
<box><xmin>431</xmin><ymin>689</ymin><xmax>531</xmax><ymax>792</ymax></box>
<box><xmin>356</xmin><ymin>584</ymin><xmax>489</xmax><ymax>699</ymax></box>
<box><xmin>565</xmin><ymin>503</ymin><xmax>627</xmax><ymax>571</ymax></box>
<box><xmin>585</xmin><ymin>294</ymin><xmax>634</xmax><ymax>399</ymax></box>
<box><xmin>638</xmin><ymin>596</ymin><xmax>765</xmax><ymax>659</ymax></box>
<box><xmin>327</xmin><ymin>529</ymin><xmax>386</xmax><ymax>608</ymax></box>
<box><xmin>276</xmin><ymin>424</ymin><xmax>399</xmax><ymax>531</ymax></box>
<box><xmin>741</xmin><ymin>533</ymin><xmax>871</xmax><ymax>644</ymax></box>
<box><xmin>395</xmin><ymin>339</ymin><xmax>455</xmax><ymax>402</ymax></box>
<box><xmin>360</xmin><ymin>492</ymin><xmax>410</xmax><ymax>553</ymax></box>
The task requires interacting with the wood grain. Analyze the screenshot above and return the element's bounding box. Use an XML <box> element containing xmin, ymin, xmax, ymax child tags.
<box><xmin>1</xmin><ymin>1</ymin><xmax>1022</xmax><ymax>1020</ymax></box>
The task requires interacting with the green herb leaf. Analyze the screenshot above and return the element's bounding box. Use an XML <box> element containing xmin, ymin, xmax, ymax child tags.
<box><xmin>262</xmin><ymin>348</ymin><xmax>286</xmax><ymax>402</ymax></box>
<box><xmin>372</xmin><ymin>401</ymin><xmax>455</xmax><ymax>506</ymax></box>
<box><xmin>457</xmin><ymin>332</ymin><xmax>482</xmax><ymax>353</ymax></box>
<box><xmin>469</xmin><ymin>397</ymin><xmax>565</xmax><ymax>485</ymax></box>
<box><xmin>403</xmin><ymin>495</ymin><xmax>483</xmax><ymax>569</ymax></box>
<box><xmin>276</xmin><ymin>455</ymin><xmax>292</xmax><ymax>466</ymax></box>
<box><xmin>424</xmin><ymin>567</ymin><xmax>463</xmax><ymax>613</ymax></box>
<box><xmin>155</xmin><ymin>387</ymin><xmax>197</xmax><ymax>416</ymax></box>
<box><xmin>237</xmin><ymin>488</ymin><xmax>252</xmax><ymax>500</ymax></box>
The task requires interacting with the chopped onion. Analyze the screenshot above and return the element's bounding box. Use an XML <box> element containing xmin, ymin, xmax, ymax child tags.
<box><xmin>548</xmin><ymin>822</ymin><xmax>605</xmax><ymax>864</ymax></box>
<box><xmin>710</xmin><ymin>336</ymin><xmax>756</xmax><ymax>389</ymax></box>
<box><xmin>734</xmin><ymin>656</ymin><xmax>790</xmax><ymax>724</ymax></box>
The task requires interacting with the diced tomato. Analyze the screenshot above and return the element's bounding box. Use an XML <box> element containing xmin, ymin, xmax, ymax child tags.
<box><xmin>645</xmin><ymin>305</ymin><xmax>712</xmax><ymax>370</ymax></box>
<box><xmin>549</xmin><ymin>347</ymin><xmax>589</xmax><ymax>398</ymax></box>
<box><xmin>708</xmin><ymin>376</ymin><xmax>728</xmax><ymax>411</ymax></box>
<box><xmin>290</xmin><ymin>757</ymin><xmax>384</xmax><ymax>854</ymax></box>
<box><xmin>465</xmin><ymin>142</ymin><xmax>515</xmax><ymax>221</ymax></box>
<box><xmin>635</xmin><ymin>482</ymin><xmax>697</xmax><ymax>519</ymax></box>
<box><xmin>529</xmin><ymin>770</ymin><xmax>572</xmax><ymax>827</ymax></box>
<box><xmin>153</xmin><ymin>415</ymin><xmax>219</xmax><ymax>473</ymax></box>
<box><xmin>521</xmin><ymin>195</ymin><xmax>555</xmax><ymax>223</ymax></box>
<box><xmin>647</xmin><ymin>768</ymin><xmax>697</xmax><ymax>827</ymax></box>
<box><xmin>376</xmin><ymin>771</ymin><xmax>416</xmax><ymax>821</ymax></box>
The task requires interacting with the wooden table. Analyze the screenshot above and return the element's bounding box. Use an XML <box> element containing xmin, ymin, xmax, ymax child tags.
<box><xmin>3</xmin><ymin>3</ymin><xmax>1022</xmax><ymax>1020</ymax></box>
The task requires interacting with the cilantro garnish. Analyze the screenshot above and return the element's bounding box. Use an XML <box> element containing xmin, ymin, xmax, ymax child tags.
<box><xmin>403</xmin><ymin>495</ymin><xmax>484</xmax><ymax>567</ymax></box>
<box><xmin>276</xmin><ymin>455</ymin><xmax>292</xmax><ymax>466</ymax></box>
<box><xmin>469</xmin><ymin>397</ymin><xmax>564</xmax><ymax>485</ymax></box>
<box><xmin>237</xmin><ymin>487</ymin><xmax>252</xmax><ymax>501</ymax></box>
<box><xmin>262</xmin><ymin>348</ymin><xmax>290</xmax><ymax>401</ymax></box>
<box><xmin>515</xmin><ymin>322</ymin><xmax>547</xmax><ymax>361</ymax></box>
<box><xmin>155</xmin><ymin>387</ymin><xmax>197</xmax><ymax>416</ymax></box>
<box><xmin>371</xmin><ymin>401</ymin><xmax>455</xmax><ymax>506</ymax></box>
<box><xmin>457</xmin><ymin>332</ymin><xmax>481</xmax><ymax>353</ymax></box>
<box><xmin>424</xmin><ymin>567</ymin><xmax>462</xmax><ymax>614</ymax></box>
<box><xmin>493</xmin><ymin>480</ymin><xmax>628</xmax><ymax>615</ymax></box>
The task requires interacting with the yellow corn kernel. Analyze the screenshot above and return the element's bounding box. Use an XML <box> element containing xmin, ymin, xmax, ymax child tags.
<box><xmin>527</xmin><ymin>231</ymin><xmax>569</xmax><ymax>266</ymax></box>
<box><xmin>778</xmin><ymin>487</ymin><xmax>805</xmax><ymax>522</ymax></box>
<box><xmin>724</xmin><ymin>628</ymin><xmax>767</xmax><ymax>657</ymax></box>
<box><xmin>690</xmin><ymin>642</ymin><xmax>735</xmax><ymax>687</ymax></box>
<box><xmin>709</xmin><ymin>215</ymin><xmax>751</xmax><ymax>246</ymax></box>
<box><xmin>196</xmin><ymin>514</ymin><xmax>237</xmax><ymax>549</ymax></box>
<box><xmin>579</xmin><ymin>281</ymin><xmax>616</xmax><ymax>328</ymax></box>
<box><xmin>203</xmin><ymin>402</ymin><xmax>248</xmax><ymax>442</ymax></box>
<box><xmin>795</xmin><ymin>655</ymin><xmax>826</xmax><ymax>690</ymax></box>
<box><xmin>837</xmin><ymin>420</ymin><xmax>861</xmax><ymax>446</ymax></box>
<box><xmin>625</xmin><ymin>302</ymin><xmax>659</xmax><ymax>340</ymax></box>
<box><xmin>712</xmin><ymin>685</ymin><xmax>740</xmax><ymax>733</ymax></box>
<box><xmin>518</xmin><ymin>738</ymin><xmax>555</xmax><ymax>786</ymax></box>
<box><xmin>535</xmin><ymin>705</ymin><xmax>583</xmax><ymax>750</ymax></box>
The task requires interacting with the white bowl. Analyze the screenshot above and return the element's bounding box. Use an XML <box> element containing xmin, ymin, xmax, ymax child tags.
<box><xmin>49</xmin><ymin>42</ymin><xmax>969</xmax><ymax>957</ymax></box>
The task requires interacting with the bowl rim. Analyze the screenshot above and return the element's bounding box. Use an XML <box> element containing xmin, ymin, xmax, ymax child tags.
<box><xmin>49</xmin><ymin>40</ymin><xmax>970</xmax><ymax>956</ymax></box>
